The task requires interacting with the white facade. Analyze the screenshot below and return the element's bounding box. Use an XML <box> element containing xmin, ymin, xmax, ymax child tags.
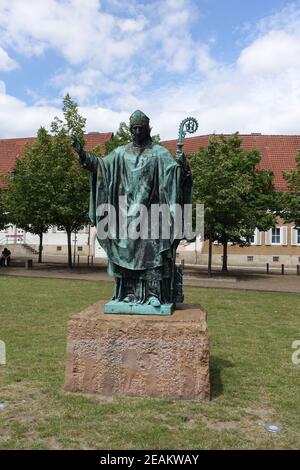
<box><xmin>0</xmin><ymin>224</ymin><xmax>204</xmax><ymax>262</ymax></box>
<box><xmin>0</xmin><ymin>224</ymin><xmax>107</xmax><ymax>258</ymax></box>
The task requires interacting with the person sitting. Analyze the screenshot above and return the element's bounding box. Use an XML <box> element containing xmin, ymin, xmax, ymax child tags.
<box><xmin>1</xmin><ymin>248</ymin><xmax>11</xmax><ymax>267</ymax></box>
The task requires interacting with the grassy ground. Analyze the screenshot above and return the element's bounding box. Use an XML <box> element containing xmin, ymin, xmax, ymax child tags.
<box><xmin>0</xmin><ymin>275</ymin><xmax>299</xmax><ymax>450</ymax></box>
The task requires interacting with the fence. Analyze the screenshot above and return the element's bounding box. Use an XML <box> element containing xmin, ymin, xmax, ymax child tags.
<box><xmin>266</xmin><ymin>263</ymin><xmax>300</xmax><ymax>275</ymax></box>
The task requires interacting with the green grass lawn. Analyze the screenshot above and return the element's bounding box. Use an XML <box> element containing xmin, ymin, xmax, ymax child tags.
<box><xmin>0</xmin><ymin>275</ymin><xmax>299</xmax><ymax>449</ymax></box>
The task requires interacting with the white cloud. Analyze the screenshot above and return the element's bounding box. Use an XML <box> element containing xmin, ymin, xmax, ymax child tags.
<box><xmin>0</xmin><ymin>88</ymin><xmax>61</xmax><ymax>137</ymax></box>
<box><xmin>238</xmin><ymin>30</ymin><xmax>300</xmax><ymax>75</ymax></box>
<box><xmin>146</xmin><ymin>0</ymin><xmax>216</xmax><ymax>74</ymax></box>
<box><xmin>149</xmin><ymin>3</ymin><xmax>300</xmax><ymax>137</ymax></box>
<box><xmin>256</xmin><ymin>2</ymin><xmax>300</xmax><ymax>34</ymax></box>
<box><xmin>81</xmin><ymin>106</ymin><xmax>129</xmax><ymax>134</ymax></box>
<box><xmin>0</xmin><ymin>0</ymin><xmax>214</xmax><ymax>74</ymax></box>
<box><xmin>0</xmin><ymin>47</ymin><xmax>18</xmax><ymax>71</ymax></box>
<box><xmin>0</xmin><ymin>0</ymin><xmax>216</xmax><ymax>124</ymax></box>
<box><xmin>0</xmin><ymin>81</ymin><xmax>6</xmax><ymax>94</ymax></box>
<box><xmin>0</xmin><ymin>0</ymin><xmax>141</xmax><ymax>69</ymax></box>
<box><xmin>119</xmin><ymin>16</ymin><xmax>146</xmax><ymax>33</ymax></box>
<box><xmin>0</xmin><ymin>85</ymin><xmax>129</xmax><ymax>138</ymax></box>
<box><xmin>50</xmin><ymin>66</ymin><xmax>144</xmax><ymax>106</ymax></box>
<box><xmin>1</xmin><ymin>2</ymin><xmax>300</xmax><ymax>141</ymax></box>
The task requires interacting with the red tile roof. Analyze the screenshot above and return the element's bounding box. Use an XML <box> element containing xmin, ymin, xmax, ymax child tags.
<box><xmin>162</xmin><ymin>134</ymin><xmax>300</xmax><ymax>191</ymax></box>
<box><xmin>0</xmin><ymin>132</ymin><xmax>299</xmax><ymax>192</ymax></box>
<box><xmin>0</xmin><ymin>132</ymin><xmax>113</xmax><ymax>186</ymax></box>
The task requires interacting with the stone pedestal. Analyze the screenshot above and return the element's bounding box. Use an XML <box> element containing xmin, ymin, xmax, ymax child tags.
<box><xmin>64</xmin><ymin>301</ymin><xmax>210</xmax><ymax>400</ymax></box>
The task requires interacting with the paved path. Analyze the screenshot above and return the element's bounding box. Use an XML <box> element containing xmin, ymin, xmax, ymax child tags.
<box><xmin>1</xmin><ymin>262</ymin><xmax>300</xmax><ymax>294</ymax></box>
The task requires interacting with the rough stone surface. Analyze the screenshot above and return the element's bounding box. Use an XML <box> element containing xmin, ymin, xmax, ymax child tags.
<box><xmin>64</xmin><ymin>301</ymin><xmax>210</xmax><ymax>400</ymax></box>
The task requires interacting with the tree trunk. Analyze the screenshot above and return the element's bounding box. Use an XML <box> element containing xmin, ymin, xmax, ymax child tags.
<box><xmin>67</xmin><ymin>230</ymin><xmax>72</xmax><ymax>269</ymax></box>
<box><xmin>222</xmin><ymin>240</ymin><xmax>228</xmax><ymax>272</ymax></box>
<box><xmin>208</xmin><ymin>234</ymin><xmax>213</xmax><ymax>277</ymax></box>
<box><xmin>38</xmin><ymin>232</ymin><xmax>43</xmax><ymax>263</ymax></box>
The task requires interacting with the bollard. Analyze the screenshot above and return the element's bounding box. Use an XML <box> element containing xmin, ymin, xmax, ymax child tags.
<box><xmin>281</xmin><ymin>264</ymin><xmax>284</xmax><ymax>275</ymax></box>
<box><xmin>297</xmin><ymin>265</ymin><xmax>300</xmax><ymax>276</ymax></box>
<box><xmin>266</xmin><ymin>263</ymin><xmax>269</xmax><ymax>274</ymax></box>
<box><xmin>77</xmin><ymin>255</ymin><xmax>80</xmax><ymax>265</ymax></box>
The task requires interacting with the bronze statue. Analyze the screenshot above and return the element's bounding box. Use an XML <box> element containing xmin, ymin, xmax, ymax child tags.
<box><xmin>73</xmin><ymin>110</ymin><xmax>196</xmax><ymax>315</ymax></box>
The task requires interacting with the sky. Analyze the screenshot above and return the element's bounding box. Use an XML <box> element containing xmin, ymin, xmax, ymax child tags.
<box><xmin>1</xmin><ymin>0</ymin><xmax>300</xmax><ymax>140</ymax></box>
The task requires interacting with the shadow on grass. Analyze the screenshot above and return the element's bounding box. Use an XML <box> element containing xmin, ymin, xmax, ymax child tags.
<box><xmin>210</xmin><ymin>355</ymin><xmax>234</xmax><ymax>399</ymax></box>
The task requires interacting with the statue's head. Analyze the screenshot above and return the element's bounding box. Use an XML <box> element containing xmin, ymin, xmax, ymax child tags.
<box><xmin>129</xmin><ymin>110</ymin><xmax>151</xmax><ymax>147</ymax></box>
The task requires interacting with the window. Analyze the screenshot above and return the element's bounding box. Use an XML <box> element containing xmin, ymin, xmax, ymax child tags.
<box><xmin>247</xmin><ymin>256</ymin><xmax>254</xmax><ymax>262</ymax></box>
<box><xmin>56</xmin><ymin>246</ymin><xmax>62</xmax><ymax>251</ymax></box>
<box><xmin>291</xmin><ymin>227</ymin><xmax>300</xmax><ymax>246</ymax></box>
<box><xmin>77</xmin><ymin>246</ymin><xmax>83</xmax><ymax>252</ymax></box>
<box><xmin>55</xmin><ymin>226</ymin><xmax>65</xmax><ymax>233</ymax></box>
<box><xmin>3</xmin><ymin>224</ymin><xmax>13</xmax><ymax>234</ymax></box>
<box><xmin>251</xmin><ymin>228</ymin><xmax>261</xmax><ymax>246</ymax></box>
<box><xmin>271</xmin><ymin>228</ymin><xmax>281</xmax><ymax>244</ymax></box>
<box><xmin>273</xmin><ymin>256</ymin><xmax>279</xmax><ymax>262</ymax></box>
<box><xmin>77</xmin><ymin>226</ymin><xmax>90</xmax><ymax>234</ymax></box>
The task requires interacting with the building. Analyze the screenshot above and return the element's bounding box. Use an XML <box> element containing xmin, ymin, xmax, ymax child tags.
<box><xmin>1</xmin><ymin>132</ymin><xmax>300</xmax><ymax>267</ymax></box>
<box><xmin>0</xmin><ymin>132</ymin><xmax>112</xmax><ymax>260</ymax></box>
<box><xmin>163</xmin><ymin>134</ymin><xmax>300</xmax><ymax>267</ymax></box>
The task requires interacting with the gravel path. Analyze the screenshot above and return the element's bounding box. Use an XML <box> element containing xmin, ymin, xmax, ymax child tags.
<box><xmin>1</xmin><ymin>262</ymin><xmax>300</xmax><ymax>294</ymax></box>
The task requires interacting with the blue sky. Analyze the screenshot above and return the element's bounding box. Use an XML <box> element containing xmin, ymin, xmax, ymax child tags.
<box><xmin>1</xmin><ymin>0</ymin><xmax>300</xmax><ymax>139</ymax></box>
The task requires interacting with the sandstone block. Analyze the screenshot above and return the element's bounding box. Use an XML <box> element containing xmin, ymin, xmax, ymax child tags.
<box><xmin>64</xmin><ymin>301</ymin><xmax>210</xmax><ymax>400</ymax></box>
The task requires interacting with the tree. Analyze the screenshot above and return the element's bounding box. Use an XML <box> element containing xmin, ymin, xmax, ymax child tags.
<box><xmin>0</xmin><ymin>187</ymin><xmax>9</xmax><ymax>232</ymax></box>
<box><xmin>283</xmin><ymin>151</ymin><xmax>300</xmax><ymax>227</ymax></box>
<box><xmin>191</xmin><ymin>134</ymin><xmax>276</xmax><ymax>274</ymax></box>
<box><xmin>105</xmin><ymin>121</ymin><xmax>160</xmax><ymax>154</ymax></box>
<box><xmin>50</xmin><ymin>94</ymin><xmax>89</xmax><ymax>268</ymax></box>
<box><xmin>7</xmin><ymin>127</ymin><xmax>54</xmax><ymax>262</ymax></box>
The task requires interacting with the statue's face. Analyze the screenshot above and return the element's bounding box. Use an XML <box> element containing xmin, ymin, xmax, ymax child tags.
<box><xmin>131</xmin><ymin>124</ymin><xmax>149</xmax><ymax>147</ymax></box>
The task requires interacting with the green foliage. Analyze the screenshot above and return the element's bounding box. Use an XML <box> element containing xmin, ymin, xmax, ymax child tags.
<box><xmin>50</xmin><ymin>95</ymin><xmax>89</xmax><ymax>266</ymax></box>
<box><xmin>283</xmin><ymin>151</ymin><xmax>300</xmax><ymax>226</ymax></box>
<box><xmin>190</xmin><ymin>134</ymin><xmax>276</xmax><ymax>269</ymax></box>
<box><xmin>7</xmin><ymin>127</ymin><xmax>53</xmax><ymax>236</ymax></box>
<box><xmin>0</xmin><ymin>187</ymin><xmax>9</xmax><ymax>231</ymax></box>
<box><xmin>105</xmin><ymin>122</ymin><xmax>131</xmax><ymax>153</ymax></box>
<box><xmin>152</xmin><ymin>134</ymin><xmax>161</xmax><ymax>145</ymax></box>
<box><xmin>51</xmin><ymin>93</ymin><xmax>87</xmax><ymax>149</ymax></box>
<box><xmin>63</xmin><ymin>94</ymin><xmax>86</xmax><ymax>144</ymax></box>
<box><xmin>105</xmin><ymin>121</ymin><xmax>160</xmax><ymax>154</ymax></box>
<box><xmin>90</xmin><ymin>145</ymin><xmax>103</xmax><ymax>157</ymax></box>
<box><xmin>50</xmin><ymin>94</ymin><xmax>89</xmax><ymax>235</ymax></box>
<box><xmin>7</xmin><ymin>94</ymin><xmax>89</xmax><ymax>237</ymax></box>
<box><xmin>6</xmin><ymin>127</ymin><xmax>55</xmax><ymax>261</ymax></box>
<box><xmin>49</xmin><ymin>132</ymin><xmax>89</xmax><ymax>232</ymax></box>
<box><xmin>6</xmin><ymin>95</ymin><xmax>89</xmax><ymax>266</ymax></box>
